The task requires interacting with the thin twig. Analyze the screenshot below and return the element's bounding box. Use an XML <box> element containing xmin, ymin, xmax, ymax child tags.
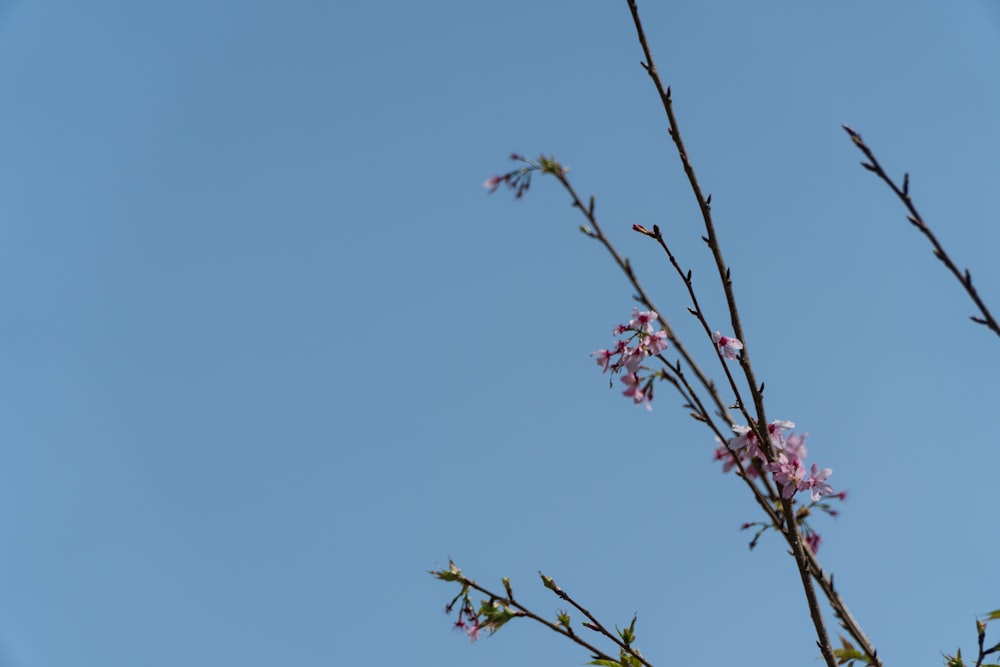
<box><xmin>552</xmin><ymin>170</ymin><xmax>735</xmax><ymax>427</ymax></box>
<box><xmin>554</xmin><ymin>167</ymin><xmax>789</xmax><ymax>551</ymax></box>
<box><xmin>542</xmin><ymin>574</ymin><xmax>654</xmax><ymax>667</ymax></box>
<box><xmin>843</xmin><ymin>125</ymin><xmax>1000</xmax><ymax>338</ymax></box>
<box><xmin>804</xmin><ymin>550</ymin><xmax>881</xmax><ymax>667</ymax></box>
<box><xmin>649</xmin><ymin>224</ymin><xmax>756</xmax><ymax>429</ymax></box>
<box><xmin>457</xmin><ymin>572</ymin><xmax>652</xmax><ymax>667</ymax></box>
<box><xmin>624</xmin><ymin>3</ymin><xmax>838</xmax><ymax>665</ymax></box>
<box><xmin>623</xmin><ymin>0</ymin><xmax>770</xmax><ymax>450</ymax></box>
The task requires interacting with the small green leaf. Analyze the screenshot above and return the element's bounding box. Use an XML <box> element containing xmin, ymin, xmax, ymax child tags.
<box><xmin>986</xmin><ymin>609</ymin><xmax>1000</xmax><ymax>621</ymax></box>
<box><xmin>943</xmin><ymin>648</ymin><xmax>965</xmax><ymax>667</ymax></box>
<box><xmin>586</xmin><ymin>660</ymin><xmax>621</xmax><ymax>667</ymax></box>
<box><xmin>833</xmin><ymin>647</ymin><xmax>864</xmax><ymax>664</ymax></box>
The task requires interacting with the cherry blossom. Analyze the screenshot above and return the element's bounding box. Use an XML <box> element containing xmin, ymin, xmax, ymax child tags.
<box><xmin>591</xmin><ymin>309</ymin><xmax>669</xmax><ymax>408</ymax></box>
<box><xmin>711</xmin><ymin>331</ymin><xmax>744</xmax><ymax>360</ymax></box>
<box><xmin>806</xmin><ymin>464</ymin><xmax>834</xmax><ymax>501</ymax></box>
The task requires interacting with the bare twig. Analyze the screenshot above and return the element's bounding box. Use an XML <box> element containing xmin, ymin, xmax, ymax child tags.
<box><xmin>552</xmin><ymin>169</ymin><xmax>735</xmax><ymax>429</ymax></box>
<box><xmin>623</xmin><ymin>0</ymin><xmax>771</xmax><ymax>450</ymax></box>
<box><xmin>843</xmin><ymin>125</ymin><xmax>1000</xmax><ymax>338</ymax></box>
<box><xmin>623</xmin><ymin>3</ymin><xmax>840</xmax><ymax>666</ymax></box>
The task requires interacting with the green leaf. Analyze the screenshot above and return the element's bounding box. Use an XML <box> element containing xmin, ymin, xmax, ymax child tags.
<box><xmin>838</xmin><ymin>635</ymin><xmax>858</xmax><ymax>653</ymax></box>
<box><xmin>586</xmin><ymin>660</ymin><xmax>621</xmax><ymax>667</ymax></box>
<box><xmin>943</xmin><ymin>648</ymin><xmax>965</xmax><ymax>667</ymax></box>
<box><xmin>986</xmin><ymin>609</ymin><xmax>1000</xmax><ymax>621</ymax></box>
<box><xmin>833</xmin><ymin>647</ymin><xmax>864</xmax><ymax>664</ymax></box>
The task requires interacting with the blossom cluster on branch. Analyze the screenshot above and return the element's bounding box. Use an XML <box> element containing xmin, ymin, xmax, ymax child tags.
<box><xmin>591</xmin><ymin>308</ymin><xmax>668</xmax><ymax>410</ymax></box>
<box><xmin>438</xmin><ymin>2</ymin><xmax>1000</xmax><ymax>664</ymax></box>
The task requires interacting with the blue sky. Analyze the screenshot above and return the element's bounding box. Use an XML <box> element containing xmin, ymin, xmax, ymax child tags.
<box><xmin>1</xmin><ymin>1</ymin><xmax>999</xmax><ymax>665</ymax></box>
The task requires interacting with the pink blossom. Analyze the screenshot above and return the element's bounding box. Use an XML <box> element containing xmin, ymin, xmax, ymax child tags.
<box><xmin>730</xmin><ymin>424</ymin><xmax>763</xmax><ymax>461</ymax></box>
<box><xmin>595</xmin><ymin>309</ymin><xmax>669</xmax><ymax>409</ymax></box>
<box><xmin>645</xmin><ymin>330</ymin><xmax>669</xmax><ymax>356</ymax></box>
<box><xmin>714</xmin><ymin>443</ymin><xmax>758</xmax><ymax>478</ymax></box>
<box><xmin>806</xmin><ymin>464</ymin><xmax>834</xmax><ymax>500</ymax></box>
<box><xmin>628</xmin><ymin>308</ymin><xmax>658</xmax><ymax>334</ymax></box>
<box><xmin>768</xmin><ymin>457</ymin><xmax>808</xmax><ymax>499</ymax></box>
<box><xmin>783</xmin><ymin>432</ymin><xmax>808</xmax><ymax>462</ymax></box>
<box><xmin>711</xmin><ymin>331</ymin><xmax>744</xmax><ymax>360</ymax></box>
<box><xmin>730</xmin><ymin>420</ymin><xmax>797</xmax><ymax>462</ymax></box>
<box><xmin>483</xmin><ymin>175</ymin><xmax>504</xmax><ymax>193</ymax></box>
<box><xmin>805</xmin><ymin>532</ymin><xmax>822</xmax><ymax>554</ymax></box>
<box><xmin>713</xmin><ymin>445</ymin><xmax>739</xmax><ymax>473</ymax></box>
<box><xmin>592</xmin><ymin>348</ymin><xmax>615</xmax><ymax>373</ymax></box>
<box><xmin>767</xmin><ymin>420</ymin><xmax>795</xmax><ymax>449</ymax></box>
<box><xmin>466</xmin><ymin>618</ymin><xmax>482</xmax><ymax>642</ymax></box>
<box><xmin>621</xmin><ymin>346</ymin><xmax>647</xmax><ymax>373</ymax></box>
<box><xmin>621</xmin><ymin>372</ymin><xmax>644</xmax><ymax>400</ymax></box>
<box><xmin>621</xmin><ymin>373</ymin><xmax>652</xmax><ymax>410</ymax></box>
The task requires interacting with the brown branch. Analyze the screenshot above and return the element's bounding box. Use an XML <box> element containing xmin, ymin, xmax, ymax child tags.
<box><xmin>843</xmin><ymin>125</ymin><xmax>1000</xmax><ymax>338</ymax></box>
<box><xmin>552</xmin><ymin>169</ymin><xmax>735</xmax><ymax>429</ymax></box>
<box><xmin>452</xmin><ymin>569</ymin><xmax>651</xmax><ymax>667</ymax></box>
<box><xmin>623</xmin><ymin>3</ymin><xmax>840</xmax><ymax>666</ymax></box>
<box><xmin>804</xmin><ymin>550</ymin><xmax>881</xmax><ymax>667</ymax></box>
<box><xmin>623</xmin><ymin>0</ymin><xmax>771</xmax><ymax>451</ymax></box>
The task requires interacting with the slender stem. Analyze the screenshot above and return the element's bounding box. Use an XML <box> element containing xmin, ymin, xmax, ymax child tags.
<box><xmin>843</xmin><ymin>125</ymin><xmax>1000</xmax><ymax>338</ymax></box>
<box><xmin>553</xmin><ymin>170</ymin><xmax>735</xmax><ymax>427</ymax></box>
<box><xmin>543</xmin><ymin>576</ymin><xmax>654</xmax><ymax>667</ymax></box>
<box><xmin>623</xmin><ymin>3</ymin><xmax>840</xmax><ymax>666</ymax></box>
<box><xmin>460</xmin><ymin>575</ymin><xmax>653</xmax><ymax>667</ymax></box>
<box><xmin>804</xmin><ymin>550</ymin><xmax>882</xmax><ymax>667</ymax></box>
<box><xmin>553</xmin><ymin>167</ymin><xmax>788</xmax><ymax>548</ymax></box>
<box><xmin>650</xmin><ymin>226</ymin><xmax>756</xmax><ymax>429</ymax></box>
<box><xmin>623</xmin><ymin>0</ymin><xmax>770</xmax><ymax>450</ymax></box>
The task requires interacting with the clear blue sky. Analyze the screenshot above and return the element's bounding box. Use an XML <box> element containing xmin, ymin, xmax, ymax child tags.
<box><xmin>1</xmin><ymin>1</ymin><xmax>998</xmax><ymax>665</ymax></box>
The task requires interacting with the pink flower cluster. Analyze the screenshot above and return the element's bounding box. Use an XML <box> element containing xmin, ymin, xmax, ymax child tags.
<box><xmin>446</xmin><ymin>596</ymin><xmax>485</xmax><ymax>643</ymax></box>
<box><xmin>592</xmin><ymin>309</ymin><xmax>669</xmax><ymax>410</ymax></box>
<box><xmin>716</xmin><ymin>420</ymin><xmax>834</xmax><ymax>501</ymax></box>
